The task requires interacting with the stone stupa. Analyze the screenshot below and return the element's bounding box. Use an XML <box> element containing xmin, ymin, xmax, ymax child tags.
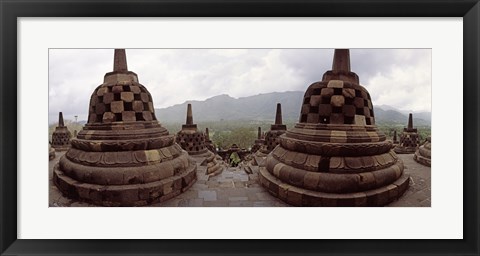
<box><xmin>414</xmin><ymin>136</ymin><xmax>431</xmax><ymax>166</ymax></box>
<box><xmin>176</xmin><ymin>104</ymin><xmax>221</xmax><ymax>175</ymax></box>
<box><xmin>53</xmin><ymin>49</ymin><xmax>197</xmax><ymax>206</ymax></box>
<box><xmin>259</xmin><ymin>49</ymin><xmax>409</xmax><ymax>206</ymax></box>
<box><xmin>251</xmin><ymin>127</ymin><xmax>265</xmax><ymax>154</ymax></box>
<box><xmin>394</xmin><ymin>113</ymin><xmax>420</xmax><ymax>154</ymax></box>
<box><xmin>51</xmin><ymin>112</ymin><xmax>72</xmax><ymax>151</ymax></box>
<box><xmin>257</xmin><ymin>103</ymin><xmax>287</xmax><ymax>157</ymax></box>
<box><xmin>204</xmin><ymin>128</ymin><xmax>216</xmax><ymax>153</ymax></box>
<box><xmin>392</xmin><ymin>130</ymin><xmax>399</xmax><ymax>145</ymax></box>
<box><xmin>176</xmin><ymin>104</ymin><xmax>209</xmax><ymax>156</ymax></box>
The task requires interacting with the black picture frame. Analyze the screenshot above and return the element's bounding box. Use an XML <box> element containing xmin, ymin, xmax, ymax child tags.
<box><xmin>1</xmin><ymin>0</ymin><xmax>479</xmax><ymax>255</ymax></box>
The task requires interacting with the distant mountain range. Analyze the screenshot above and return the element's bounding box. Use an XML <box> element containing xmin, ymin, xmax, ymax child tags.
<box><xmin>155</xmin><ymin>91</ymin><xmax>431</xmax><ymax>126</ymax></box>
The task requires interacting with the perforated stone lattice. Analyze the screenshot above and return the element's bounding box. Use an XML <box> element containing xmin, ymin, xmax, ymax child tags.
<box><xmin>300</xmin><ymin>80</ymin><xmax>375</xmax><ymax>125</ymax></box>
<box><xmin>400</xmin><ymin>133</ymin><xmax>420</xmax><ymax>148</ymax></box>
<box><xmin>176</xmin><ymin>132</ymin><xmax>206</xmax><ymax>152</ymax></box>
<box><xmin>52</xmin><ymin>132</ymin><xmax>71</xmax><ymax>146</ymax></box>
<box><xmin>265</xmin><ymin>132</ymin><xmax>284</xmax><ymax>151</ymax></box>
<box><xmin>87</xmin><ymin>83</ymin><xmax>157</xmax><ymax>124</ymax></box>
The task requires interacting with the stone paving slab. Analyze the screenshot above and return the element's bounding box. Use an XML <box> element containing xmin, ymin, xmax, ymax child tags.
<box><xmin>49</xmin><ymin>152</ymin><xmax>430</xmax><ymax>207</ymax></box>
<box><xmin>387</xmin><ymin>154</ymin><xmax>431</xmax><ymax>207</ymax></box>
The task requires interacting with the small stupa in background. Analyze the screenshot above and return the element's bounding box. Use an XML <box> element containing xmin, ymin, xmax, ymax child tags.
<box><xmin>204</xmin><ymin>128</ymin><xmax>216</xmax><ymax>153</ymax></box>
<box><xmin>51</xmin><ymin>112</ymin><xmax>72</xmax><ymax>151</ymax></box>
<box><xmin>257</xmin><ymin>103</ymin><xmax>287</xmax><ymax>157</ymax></box>
<box><xmin>176</xmin><ymin>104</ymin><xmax>209</xmax><ymax>156</ymax></box>
<box><xmin>392</xmin><ymin>130</ymin><xmax>399</xmax><ymax>145</ymax></box>
<box><xmin>394</xmin><ymin>113</ymin><xmax>420</xmax><ymax>154</ymax></box>
<box><xmin>176</xmin><ymin>104</ymin><xmax>223</xmax><ymax>175</ymax></box>
<box><xmin>251</xmin><ymin>127</ymin><xmax>265</xmax><ymax>154</ymax></box>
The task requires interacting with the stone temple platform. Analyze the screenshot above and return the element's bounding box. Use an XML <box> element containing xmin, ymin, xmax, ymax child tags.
<box><xmin>50</xmin><ymin>152</ymin><xmax>430</xmax><ymax>207</ymax></box>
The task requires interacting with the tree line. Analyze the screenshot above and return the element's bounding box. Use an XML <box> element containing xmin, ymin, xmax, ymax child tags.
<box><xmin>49</xmin><ymin>119</ymin><xmax>431</xmax><ymax>148</ymax></box>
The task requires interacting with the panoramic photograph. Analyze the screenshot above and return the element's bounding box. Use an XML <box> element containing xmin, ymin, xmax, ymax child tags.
<box><xmin>48</xmin><ymin>48</ymin><xmax>431</xmax><ymax>207</ymax></box>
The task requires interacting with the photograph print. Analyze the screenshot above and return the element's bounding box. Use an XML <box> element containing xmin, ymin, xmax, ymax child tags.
<box><xmin>48</xmin><ymin>48</ymin><xmax>431</xmax><ymax>207</ymax></box>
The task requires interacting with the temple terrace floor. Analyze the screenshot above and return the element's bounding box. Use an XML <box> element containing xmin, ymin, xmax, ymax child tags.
<box><xmin>49</xmin><ymin>152</ymin><xmax>430</xmax><ymax>207</ymax></box>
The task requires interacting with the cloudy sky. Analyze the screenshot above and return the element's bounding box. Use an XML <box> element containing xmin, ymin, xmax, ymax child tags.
<box><xmin>49</xmin><ymin>48</ymin><xmax>431</xmax><ymax>124</ymax></box>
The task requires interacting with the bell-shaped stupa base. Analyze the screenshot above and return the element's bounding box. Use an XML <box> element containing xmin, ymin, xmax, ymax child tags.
<box><xmin>176</xmin><ymin>127</ymin><xmax>210</xmax><ymax>156</ymax></box>
<box><xmin>51</xmin><ymin>128</ymin><xmax>72</xmax><ymax>151</ymax></box>
<box><xmin>394</xmin><ymin>146</ymin><xmax>417</xmax><ymax>154</ymax></box>
<box><xmin>414</xmin><ymin>137</ymin><xmax>431</xmax><ymax>166</ymax></box>
<box><xmin>53</xmin><ymin>144</ymin><xmax>197</xmax><ymax>206</ymax></box>
<box><xmin>259</xmin><ymin>167</ymin><xmax>409</xmax><ymax>207</ymax></box>
<box><xmin>258</xmin><ymin>126</ymin><xmax>410</xmax><ymax>206</ymax></box>
<box><xmin>258</xmin><ymin>129</ymin><xmax>286</xmax><ymax>155</ymax></box>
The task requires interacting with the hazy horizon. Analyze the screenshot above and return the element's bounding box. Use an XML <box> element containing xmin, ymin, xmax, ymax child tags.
<box><xmin>48</xmin><ymin>90</ymin><xmax>432</xmax><ymax>125</ymax></box>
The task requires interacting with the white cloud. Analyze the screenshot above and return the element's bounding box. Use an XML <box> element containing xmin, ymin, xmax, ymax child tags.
<box><xmin>365</xmin><ymin>49</ymin><xmax>431</xmax><ymax>112</ymax></box>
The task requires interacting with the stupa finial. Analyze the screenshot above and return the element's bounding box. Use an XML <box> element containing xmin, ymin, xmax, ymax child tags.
<box><xmin>186</xmin><ymin>104</ymin><xmax>193</xmax><ymax>125</ymax></box>
<box><xmin>275</xmin><ymin>103</ymin><xmax>283</xmax><ymax>125</ymax></box>
<box><xmin>257</xmin><ymin>127</ymin><xmax>262</xmax><ymax>139</ymax></box>
<box><xmin>322</xmin><ymin>49</ymin><xmax>358</xmax><ymax>84</ymax></box>
<box><xmin>113</xmin><ymin>49</ymin><xmax>128</xmax><ymax>72</ymax></box>
<box><xmin>205</xmin><ymin>128</ymin><xmax>210</xmax><ymax>140</ymax></box>
<box><xmin>332</xmin><ymin>49</ymin><xmax>351</xmax><ymax>72</ymax></box>
<box><xmin>58</xmin><ymin>112</ymin><xmax>64</xmax><ymax>127</ymax></box>
<box><xmin>408</xmin><ymin>113</ymin><xmax>413</xmax><ymax>130</ymax></box>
